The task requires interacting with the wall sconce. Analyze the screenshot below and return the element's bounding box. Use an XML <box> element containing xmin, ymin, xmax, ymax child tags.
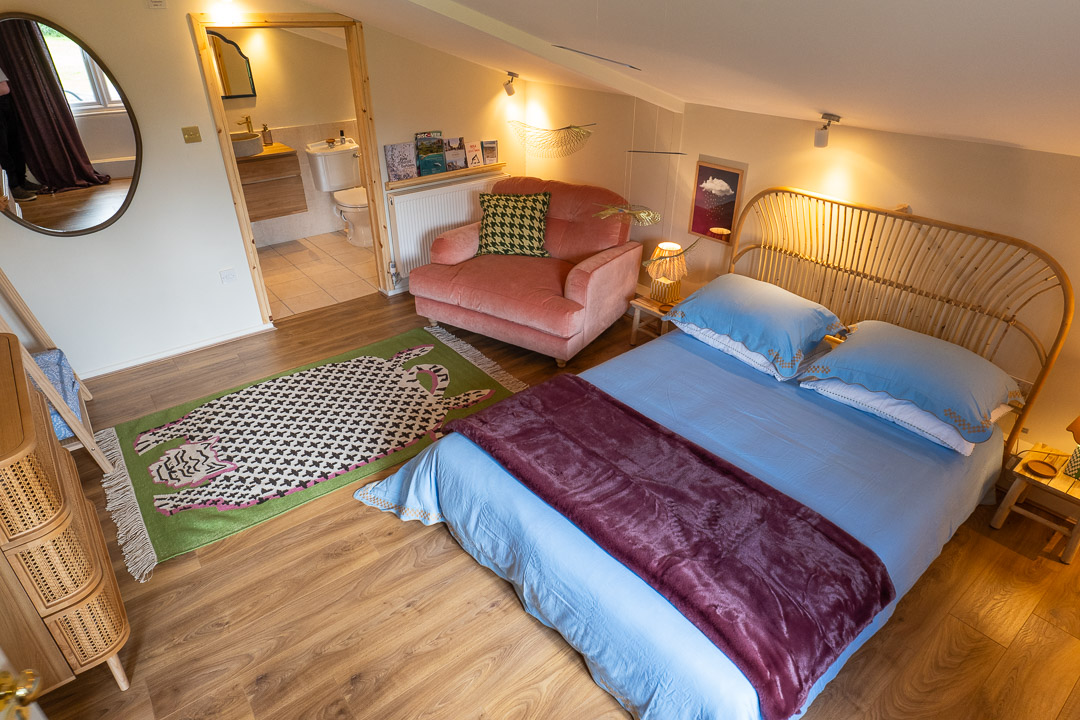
<box><xmin>503</xmin><ymin>71</ymin><xmax>518</xmax><ymax>96</ymax></box>
<box><xmin>814</xmin><ymin>113</ymin><xmax>841</xmax><ymax>148</ymax></box>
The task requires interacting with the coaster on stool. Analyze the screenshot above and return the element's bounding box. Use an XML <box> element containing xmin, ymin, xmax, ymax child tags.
<box><xmin>1025</xmin><ymin>459</ymin><xmax>1058</xmax><ymax>478</ymax></box>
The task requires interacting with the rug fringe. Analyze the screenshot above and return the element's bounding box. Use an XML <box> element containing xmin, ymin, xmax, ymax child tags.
<box><xmin>425</xmin><ymin>325</ymin><xmax>528</xmax><ymax>393</ymax></box>
<box><xmin>96</xmin><ymin>427</ymin><xmax>157</xmax><ymax>583</ymax></box>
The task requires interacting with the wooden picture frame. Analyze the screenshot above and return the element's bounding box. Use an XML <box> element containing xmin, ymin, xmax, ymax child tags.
<box><xmin>689</xmin><ymin>161</ymin><xmax>744</xmax><ymax>242</ymax></box>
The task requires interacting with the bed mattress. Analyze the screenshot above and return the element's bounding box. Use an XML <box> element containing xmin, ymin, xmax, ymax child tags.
<box><xmin>355</xmin><ymin>330</ymin><xmax>1003</xmax><ymax>719</ymax></box>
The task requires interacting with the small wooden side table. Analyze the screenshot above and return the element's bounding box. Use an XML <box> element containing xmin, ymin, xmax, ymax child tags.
<box><xmin>629</xmin><ymin>296</ymin><xmax>674</xmax><ymax>346</ymax></box>
<box><xmin>991</xmin><ymin>442</ymin><xmax>1080</xmax><ymax>563</ymax></box>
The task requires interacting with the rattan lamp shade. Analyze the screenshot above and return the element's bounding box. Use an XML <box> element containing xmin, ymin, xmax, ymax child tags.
<box><xmin>647</xmin><ymin>242</ymin><xmax>687</xmax><ymax>304</ymax></box>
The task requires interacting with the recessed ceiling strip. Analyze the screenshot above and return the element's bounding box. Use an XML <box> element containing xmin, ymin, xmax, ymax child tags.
<box><xmin>552</xmin><ymin>44</ymin><xmax>641</xmax><ymax>71</ymax></box>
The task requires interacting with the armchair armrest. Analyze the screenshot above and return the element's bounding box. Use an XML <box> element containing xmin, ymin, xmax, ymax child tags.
<box><xmin>564</xmin><ymin>242</ymin><xmax>643</xmax><ymax>306</ymax></box>
<box><xmin>430</xmin><ymin>222</ymin><xmax>481</xmax><ymax>265</ymax></box>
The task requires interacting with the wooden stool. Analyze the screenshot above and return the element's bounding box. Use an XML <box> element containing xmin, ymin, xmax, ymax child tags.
<box><xmin>629</xmin><ymin>296</ymin><xmax>673</xmax><ymax>346</ymax></box>
<box><xmin>991</xmin><ymin>443</ymin><xmax>1080</xmax><ymax>564</ymax></box>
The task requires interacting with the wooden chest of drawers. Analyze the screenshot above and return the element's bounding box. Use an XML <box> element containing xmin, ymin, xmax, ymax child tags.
<box><xmin>0</xmin><ymin>334</ymin><xmax>129</xmax><ymax>694</ymax></box>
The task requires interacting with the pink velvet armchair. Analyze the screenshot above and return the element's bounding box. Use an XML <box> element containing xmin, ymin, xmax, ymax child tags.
<box><xmin>409</xmin><ymin>177</ymin><xmax>643</xmax><ymax>366</ymax></box>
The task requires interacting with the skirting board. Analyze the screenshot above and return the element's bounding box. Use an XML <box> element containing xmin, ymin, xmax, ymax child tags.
<box><xmin>82</xmin><ymin>322</ymin><xmax>275</xmax><ymax>379</ymax></box>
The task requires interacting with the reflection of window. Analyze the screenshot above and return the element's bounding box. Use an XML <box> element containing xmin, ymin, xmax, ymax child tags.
<box><xmin>39</xmin><ymin>22</ymin><xmax>123</xmax><ymax>113</ymax></box>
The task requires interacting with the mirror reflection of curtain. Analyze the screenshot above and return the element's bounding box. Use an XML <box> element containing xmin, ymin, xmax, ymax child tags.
<box><xmin>0</xmin><ymin>19</ymin><xmax>109</xmax><ymax>193</ymax></box>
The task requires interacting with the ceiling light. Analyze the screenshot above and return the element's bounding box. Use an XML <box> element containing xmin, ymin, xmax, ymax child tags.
<box><xmin>503</xmin><ymin>71</ymin><xmax>518</xmax><ymax>96</ymax></box>
<box><xmin>814</xmin><ymin>113</ymin><xmax>841</xmax><ymax>148</ymax></box>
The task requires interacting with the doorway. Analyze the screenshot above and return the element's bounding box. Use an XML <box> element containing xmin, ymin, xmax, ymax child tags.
<box><xmin>189</xmin><ymin>12</ymin><xmax>390</xmax><ymax>323</ymax></box>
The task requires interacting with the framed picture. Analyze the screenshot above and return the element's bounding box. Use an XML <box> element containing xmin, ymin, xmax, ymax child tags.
<box><xmin>688</xmin><ymin>161</ymin><xmax>744</xmax><ymax>242</ymax></box>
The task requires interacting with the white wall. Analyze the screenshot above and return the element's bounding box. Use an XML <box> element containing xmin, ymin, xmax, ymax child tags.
<box><xmin>216</xmin><ymin>27</ymin><xmax>354</xmax><ymax>131</ymax></box>
<box><xmin>364</xmin><ymin>25</ymin><xmax>526</xmax><ymax>183</ymax></box>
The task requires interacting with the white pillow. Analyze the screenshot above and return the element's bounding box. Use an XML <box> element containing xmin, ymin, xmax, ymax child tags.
<box><xmin>801</xmin><ymin>378</ymin><xmax>1012</xmax><ymax>455</ymax></box>
<box><xmin>674</xmin><ymin>320</ymin><xmax>828</xmax><ymax>381</ymax></box>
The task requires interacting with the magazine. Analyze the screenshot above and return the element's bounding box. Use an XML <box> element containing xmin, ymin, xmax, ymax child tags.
<box><xmin>384</xmin><ymin>142</ymin><xmax>418</xmax><ymax>182</ymax></box>
<box><xmin>465</xmin><ymin>141</ymin><xmax>484</xmax><ymax>168</ymax></box>
<box><xmin>415</xmin><ymin>131</ymin><xmax>446</xmax><ymax>176</ymax></box>
<box><xmin>444</xmin><ymin>136</ymin><xmax>467</xmax><ymax>172</ymax></box>
<box><xmin>481</xmin><ymin>140</ymin><xmax>498</xmax><ymax>165</ymax></box>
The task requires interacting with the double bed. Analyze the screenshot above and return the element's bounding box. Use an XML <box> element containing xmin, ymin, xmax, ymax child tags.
<box><xmin>357</xmin><ymin>188</ymin><xmax>1072</xmax><ymax>719</ymax></box>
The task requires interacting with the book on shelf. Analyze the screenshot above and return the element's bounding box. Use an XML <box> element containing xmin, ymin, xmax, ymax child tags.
<box><xmin>465</xmin><ymin>141</ymin><xmax>484</xmax><ymax>168</ymax></box>
<box><xmin>384</xmin><ymin>142</ymin><xmax>418</xmax><ymax>182</ymax></box>
<box><xmin>481</xmin><ymin>140</ymin><xmax>498</xmax><ymax>165</ymax></box>
<box><xmin>415</xmin><ymin>130</ymin><xmax>446</xmax><ymax>176</ymax></box>
<box><xmin>444</xmin><ymin>136</ymin><xmax>467</xmax><ymax>172</ymax></box>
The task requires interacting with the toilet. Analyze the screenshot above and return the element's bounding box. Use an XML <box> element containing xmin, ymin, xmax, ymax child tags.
<box><xmin>305</xmin><ymin>138</ymin><xmax>372</xmax><ymax>247</ymax></box>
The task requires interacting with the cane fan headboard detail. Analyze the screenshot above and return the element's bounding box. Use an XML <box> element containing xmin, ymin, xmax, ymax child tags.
<box><xmin>730</xmin><ymin>187</ymin><xmax>1073</xmax><ymax>457</ymax></box>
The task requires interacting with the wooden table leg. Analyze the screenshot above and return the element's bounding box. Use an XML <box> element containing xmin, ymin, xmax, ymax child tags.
<box><xmin>991</xmin><ymin>476</ymin><xmax>1028</xmax><ymax>529</ymax></box>
<box><xmin>630</xmin><ymin>307</ymin><xmax>642</xmax><ymax>346</ymax></box>
<box><xmin>1063</xmin><ymin>525</ymin><xmax>1080</xmax><ymax>564</ymax></box>
<box><xmin>106</xmin><ymin>654</ymin><xmax>129</xmax><ymax>691</ymax></box>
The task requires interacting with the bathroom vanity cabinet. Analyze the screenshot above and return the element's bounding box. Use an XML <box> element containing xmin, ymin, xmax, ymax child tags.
<box><xmin>0</xmin><ymin>334</ymin><xmax>129</xmax><ymax>695</ymax></box>
<box><xmin>237</xmin><ymin>142</ymin><xmax>308</xmax><ymax>222</ymax></box>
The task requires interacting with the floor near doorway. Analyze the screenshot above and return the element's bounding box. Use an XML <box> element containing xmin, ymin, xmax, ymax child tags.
<box><xmin>257</xmin><ymin>232</ymin><xmax>380</xmax><ymax>318</ymax></box>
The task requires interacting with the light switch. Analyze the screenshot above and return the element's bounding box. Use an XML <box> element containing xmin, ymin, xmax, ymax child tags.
<box><xmin>182</xmin><ymin>126</ymin><xmax>202</xmax><ymax>144</ymax></box>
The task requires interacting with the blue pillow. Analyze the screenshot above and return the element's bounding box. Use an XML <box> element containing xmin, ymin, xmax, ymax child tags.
<box><xmin>663</xmin><ymin>274</ymin><xmax>844</xmax><ymax>380</ymax></box>
<box><xmin>800</xmin><ymin>320</ymin><xmax>1022</xmax><ymax>443</ymax></box>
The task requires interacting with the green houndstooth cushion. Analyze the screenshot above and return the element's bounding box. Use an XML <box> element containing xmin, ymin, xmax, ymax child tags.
<box><xmin>476</xmin><ymin>192</ymin><xmax>552</xmax><ymax>257</ymax></box>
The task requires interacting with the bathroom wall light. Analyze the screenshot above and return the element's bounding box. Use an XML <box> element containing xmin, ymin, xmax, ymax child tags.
<box><xmin>503</xmin><ymin>71</ymin><xmax>518</xmax><ymax>96</ymax></box>
<box><xmin>814</xmin><ymin>113</ymin><xmax>841</xmax><ymax>148</ymax></box>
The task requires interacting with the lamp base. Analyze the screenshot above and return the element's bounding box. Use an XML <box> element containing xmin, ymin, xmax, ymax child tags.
<box><xmin>650</xmin><ymin>278</ymin><xmax>681</xmax><ymax>305</ymax></box>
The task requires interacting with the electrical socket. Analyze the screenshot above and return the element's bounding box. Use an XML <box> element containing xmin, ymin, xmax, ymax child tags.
<box><xmin>219</xmin><ymin>268</ymin><xmax>238</xmax><ymax>285</ymax></box>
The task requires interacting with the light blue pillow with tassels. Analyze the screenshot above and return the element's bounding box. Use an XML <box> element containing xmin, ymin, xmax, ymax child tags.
<box><xmin>799</xmin><ymin>320</ymin><xmax>1023</xmax><ymax>443</ymax></box>
<box><xmin>663</xmin><ymin>274</ymin><xmax>844</xmax><ymax>380</ymax></box>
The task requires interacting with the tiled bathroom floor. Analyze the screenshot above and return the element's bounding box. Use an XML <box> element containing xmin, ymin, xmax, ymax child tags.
<box><xmin>257</xmin><ymin>231</ymin><xmax>380</xmax><ymax>319</ymax></box>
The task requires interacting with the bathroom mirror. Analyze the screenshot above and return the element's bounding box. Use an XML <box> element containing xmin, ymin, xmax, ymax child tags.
<box><xmin>0</xmin><ymin>13</ymin><xmax>141</xmax><ymax>237</ymax></box>
<box><xmin>208</xmin><ymin>30</ymin><xmax>256</xmax><ymax>99</ymax></box>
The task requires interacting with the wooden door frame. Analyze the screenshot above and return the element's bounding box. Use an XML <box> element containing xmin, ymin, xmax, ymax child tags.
<box><xmin>189</xmin><ymin>13</ymin><xmax>392</xmax><ymax>323</ymax></box>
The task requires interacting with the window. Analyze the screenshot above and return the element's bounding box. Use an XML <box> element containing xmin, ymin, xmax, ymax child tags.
<box><xmin>39</xmin><ymin>22</ymin><xmax>124</xmax><ymax>113</ymax></box>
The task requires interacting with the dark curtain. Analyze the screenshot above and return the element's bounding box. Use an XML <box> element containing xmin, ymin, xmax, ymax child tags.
<box><xmin>0</xmin><ymin>20</ymin><xmax>109</xmax><ymax>192</ymax></box>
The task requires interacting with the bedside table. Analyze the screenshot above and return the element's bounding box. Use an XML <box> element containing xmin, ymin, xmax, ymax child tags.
<box><xmin>991</xmin><ymin>442</ymin><xmax>1080</xmax><ymax>563</ymax></box>
<box><xmin>630</xmin><ymin>296</ymin><xmax>675</xmax><ymax>346</ymax></box>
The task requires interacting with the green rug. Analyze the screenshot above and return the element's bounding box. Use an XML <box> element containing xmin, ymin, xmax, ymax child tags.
<box><xmin>97</xmin><ymin>326</ymin><xmax>524</xmax><ymax>582</ymax></box>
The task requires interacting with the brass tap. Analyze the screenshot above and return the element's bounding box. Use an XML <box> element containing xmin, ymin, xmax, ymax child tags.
<box><xmin>237</xmin><ymin>115</ymin><xmax>253</xmax><ymax>133</ymax></box>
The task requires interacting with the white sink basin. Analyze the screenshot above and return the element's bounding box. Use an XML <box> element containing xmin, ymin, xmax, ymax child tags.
<box><xmin>231</xmin><ymin>132</ymin><xmax>264</xmax><ymax>158</ymax></box>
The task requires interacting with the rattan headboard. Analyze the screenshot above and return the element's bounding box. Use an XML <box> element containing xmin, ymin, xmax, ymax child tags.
<box><xmin>729</xmin><ymin>187</ymin><xmax>1074</xmax><ymax>456</ymax></box>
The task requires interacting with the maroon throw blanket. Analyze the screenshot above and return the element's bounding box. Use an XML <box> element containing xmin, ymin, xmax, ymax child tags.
<box><xmin>447</xmin><ymin>374</ymin><xmax>894</xmax><ymax>720</ymax></box>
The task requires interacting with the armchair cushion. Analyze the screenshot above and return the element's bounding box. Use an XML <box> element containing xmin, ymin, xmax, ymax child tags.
<box><xmin>411</xmin><ymin>254</ymin><xmax>583</xmax><ymax>337</ymax></box>
<box><xmin>477</xmin><ymin>192</ymin><xmax>552</xmax><ymax>257</ymax></box>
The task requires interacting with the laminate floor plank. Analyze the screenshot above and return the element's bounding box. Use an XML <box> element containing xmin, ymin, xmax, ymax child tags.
<box><xmin>1059</xmin><ymin>676</ymin><xmax>1080</xmax><ymax>720</ymax></box>
<box><xmin>161</xmin><ymin>680</ymin><xmax>257</xmax><ymax>720</ymax></box>
<box><xmin>1035</xmin><ymin>557</ymin><xmax>1080</xmax><ymax>640</ymax></box>
<box><xmin>948</xmin><ymin>535</ymin><xmax>1062</xmax><ymax>647</ymax></box>
<box><xmin>40</xmin><ymin>295</ymin><xmax>1080</xmax><ymax>720</ymax></box>
<box><xmin>865</xmin><ymin>614</ymin><xmax>1005</xmax><ymax>719</ymax></box>
<box><xmin>961</xmin><ymin>615</ymin><xmax>1080</xmax><ymax>720</ymax></box>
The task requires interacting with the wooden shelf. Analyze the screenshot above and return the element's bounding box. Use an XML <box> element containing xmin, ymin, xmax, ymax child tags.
<box><xmin>385</xmin><ymin>163</ymin><xmax>506</xmax><ymax>192</ymax></box>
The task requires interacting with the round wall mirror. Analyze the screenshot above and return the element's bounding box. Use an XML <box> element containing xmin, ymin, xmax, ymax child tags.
<box><xmin>0</xmin><ymin>13</ymin><xmax>141</xmax><ymax>236</ymax></box>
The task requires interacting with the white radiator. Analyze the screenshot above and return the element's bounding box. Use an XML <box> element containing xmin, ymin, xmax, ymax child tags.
<box><xmin>388</xmin><ymin>174</ymin><xmax>507</xmax><ymax>283</ymax></box>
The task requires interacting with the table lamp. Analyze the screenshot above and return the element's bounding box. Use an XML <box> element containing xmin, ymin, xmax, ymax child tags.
<box><xmin>1065</xmin><ymin>415</ymin><xmax>1080</xmax><ymax>480</ymax></box>
<box><xmin>647</xmin><ymin>242</ymin><xmax>686</xmax><ymax>304</ymax></box>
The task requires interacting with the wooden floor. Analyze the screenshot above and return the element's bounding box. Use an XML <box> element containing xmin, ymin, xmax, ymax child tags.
<box><xmin>17</xmin><ymin>178</ymin><xmax>131</xmax><ymax>232</ymax></box>
<box><xmin>40</xmin><ymin>294</ymin><xmax>1080</xmax><ymax>720</ymax></box>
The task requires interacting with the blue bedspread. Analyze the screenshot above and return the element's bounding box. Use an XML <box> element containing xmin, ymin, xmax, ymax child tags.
<box><xmin>355</xmin><ymin>331</ymin><xmax>1002</xmax><ymax>719</ymax></box>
